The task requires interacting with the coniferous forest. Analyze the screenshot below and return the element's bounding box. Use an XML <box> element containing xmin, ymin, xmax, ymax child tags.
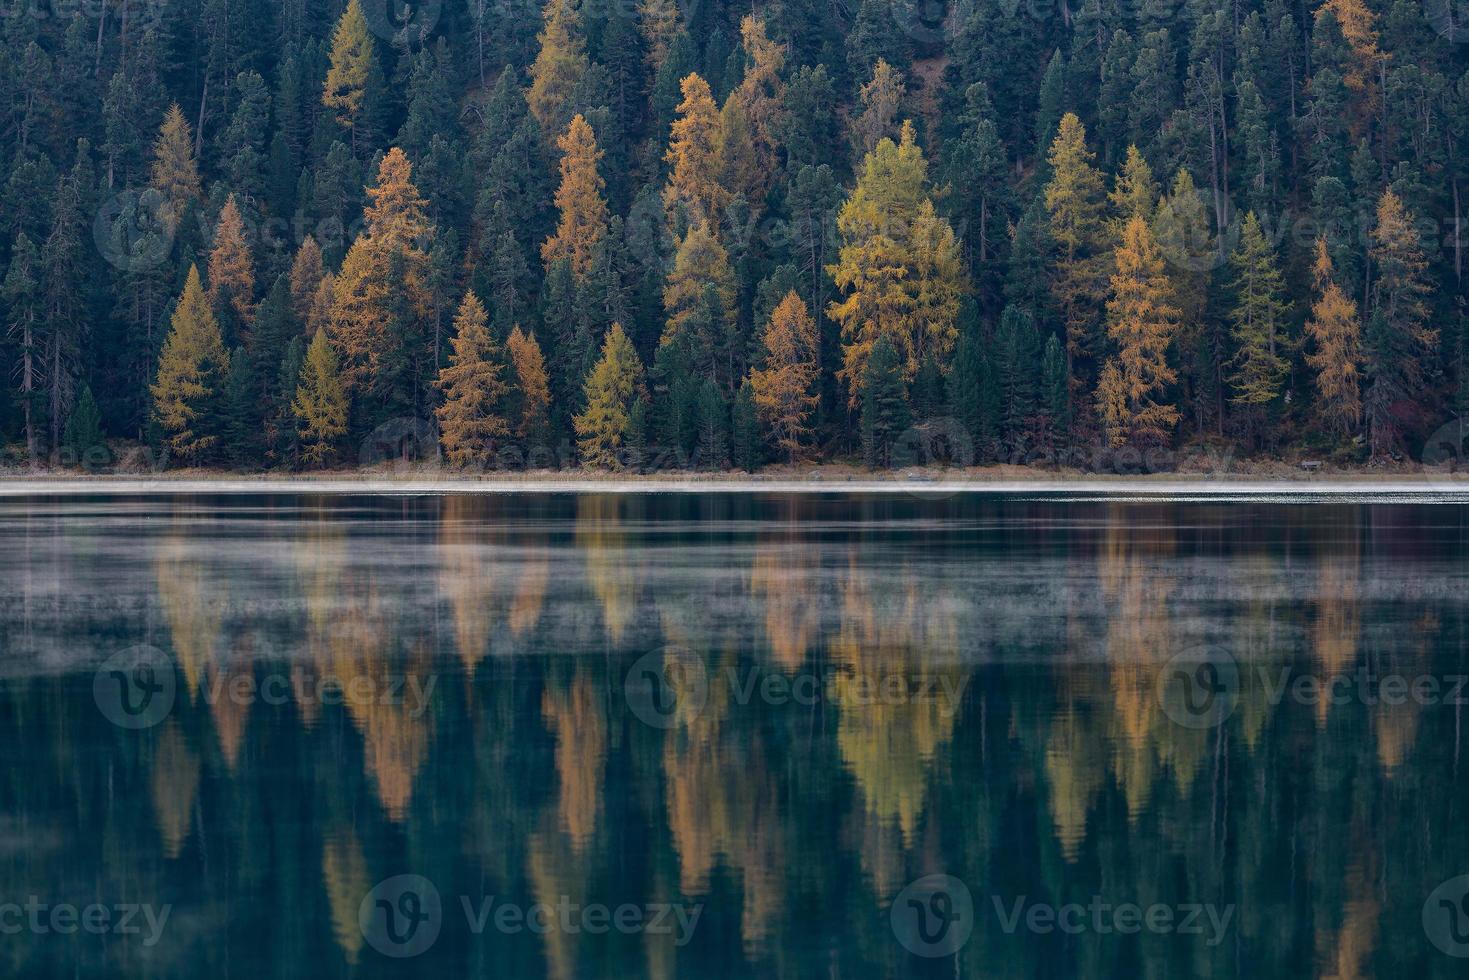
<box><xmin>3</xmin><ymin>0</ymin><xmax>1469</xmax><ymax>473</ymax></box>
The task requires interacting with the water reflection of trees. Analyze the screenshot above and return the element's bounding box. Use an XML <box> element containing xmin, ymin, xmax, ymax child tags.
<box><xmin>1</xmin><ymin>498</ymin><xmax>1466</xmax><ymax>977</ymax></box>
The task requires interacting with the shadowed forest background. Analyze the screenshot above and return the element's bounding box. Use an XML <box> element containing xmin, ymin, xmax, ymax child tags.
<box><xmin>3</xmin><ymin>0</ymin><xmax>1469</xmax><ymax>471</ymax></box>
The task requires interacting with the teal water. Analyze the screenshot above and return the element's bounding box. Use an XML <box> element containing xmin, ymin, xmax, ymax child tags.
<box><xmin>2</xmin><ymin>494</ymin><xmax>1468</xmax><ymax>977</ymax></box>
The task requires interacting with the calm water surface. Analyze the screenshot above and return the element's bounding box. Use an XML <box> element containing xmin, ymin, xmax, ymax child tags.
<box><xmin>2</xmin><ymin>493</ymin><xmax>1469</xmax><ymax>978</ymax></box>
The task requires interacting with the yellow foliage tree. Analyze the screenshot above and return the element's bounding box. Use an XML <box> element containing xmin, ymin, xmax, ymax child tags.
<box><xmin>151</xmin><ymin>266</ymin><xmax>229</xmax><ymax>461</ymax></box>
<box><xmin>1045</xmin><ymin>113</ymin><xmax>1110</xmax><ymax>384</ymax></box>
<box><xmin>735</xmin><ymin>16</ymin><xmax>787</xmax><ymax>186</ymax></box>
<box><xmin>541</xmin><ymin>114</ymin><xmax>609</xmax><ymax>278</ymax></box>
<box><xmin>849</xmin><ymin>59</ymin><xmax>904</xmax><ymax>161</ymax></box>
<box><xmin>638</xmin><ymin>0</ymin><xmax>682</xmax><ymax>70</ymax></box>
<box><xmin>435</xmin><ymin>291</ymin><xmax>510</xmax><ymax>467</ymax></box>
<box><xmin>1097</xmin><ymin>215</ymin><xmax>1180</xmax><ymax>447</ymax></box>
<box><xmin>1319</xmin><ymin>0</ymin><xmax>1382</xmax><ymax>93</ymax></box>
<box><xmin>661</xmin><ymin>219</ymin><xmax>737</xmax><ymax>372</ymax></box>
<box><xmin>575</xmin><ymin>323</ymin><xmax>644</xmax><ymax>468</ymax></box>
<box><xmin>527</xmin><ymin>0</ymin><xmax>588</xmax><ymax>138</ymax></box>
<box><xmin>507</xmin><ymin>326</ymin><xmax>552</xmax><ymax>441</ymax></box>
<box><xmin>750</xmin><ymin>291</ymin><xmax>820</xmax><ymax>461</ymax></box>
<box><xmin>206</xmin><ymin>195</ymin><xmax>255</xmax><ymax>332</ymax></box>
<box><xmin>149</xmin><ymin>104</ymin><xmax>201</xmax><ymax>235</ymax></box>
<box><xmin>322</xmin><ymin>0</ymin><xmax>375</xmax><ymax>141</ymax></box>
<box><xmin>663</xmin><ymin>73</ymin><xmax>727</xmax><ymax>227</ymax></box>
<box><xmin>1305</xmin><ymin>237</ymin><xmax>1362</xmax><ymax>436</ymax></box>
<box><xmin>289</xmin><ymin>236</ymin><xmax>325</xmax><ymax>322</ymax></box>
<box><xmin>827</xmin><ymin>122</ymin><xmax>965</xmax><ymax>406</ymax></box>
<box><xmin>292</xmin><ymin>327</ymin><xmax>349</xmax><ymax>467</ymax></box>
<box><xmin>329</xmin><ymin>148</ymin><xmax>434</xmax><ymax>390</ymax></box>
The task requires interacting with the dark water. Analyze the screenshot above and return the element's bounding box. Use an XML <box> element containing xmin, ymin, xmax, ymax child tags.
<box><xmin>2</xmin><ymin>493</ymin><xmax>1469</xmax><ymax>978</ymax></box>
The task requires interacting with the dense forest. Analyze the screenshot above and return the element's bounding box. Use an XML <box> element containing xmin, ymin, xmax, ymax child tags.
<box><xmin>1</xmin><ymin>0</ymin><xmax>1467</xmax><ymax>472</ymax></box>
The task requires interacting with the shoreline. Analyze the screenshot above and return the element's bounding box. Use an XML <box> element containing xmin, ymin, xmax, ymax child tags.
<box><xmin>1</xmin><ymin>468</ymin><xmax>1468</xmax><ymax>498</ymax></box>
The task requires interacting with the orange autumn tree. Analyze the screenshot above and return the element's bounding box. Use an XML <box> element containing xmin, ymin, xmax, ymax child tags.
<box><xmin>1045</xmin><ymin>113</ymin><xmax>1110</xmax><ymax>391</ymax></box>
<box><xmin>149</xmin><ymin>104</ymin><xmax>201</xmax><ymax>235</ymax></box>
<box><xmin>207</xmin><ymin>195</ymin><xmax>255</xmax><ymax>335</ymax></box>
<box><xmin>663</xmin><ymin>73</ymin><xmax>727</xmax><ymax>228</ymax></box>
<box><xmin>1305</xmin><ymin>237</ymin><xmax>1362</xmax><ymax>436</ymax></box>
<box><xmin>541</xmin><ymin>114</ymin><xmax>609</xmax><ymax>278</ymax></box>
<box><xmin>527</xmin><ymin>0</ymin><xmax>588</xmax><ymax>138</ymax></box>
<box><xmin>435</xmin><ymin>291</ymin><xmax>510</xmax><ymax>467</ymax></box>
<box><xmin>749</xmin><ymin>291</ymin><xmax>820</xmax><ymax>461</ymax></box>
<box><xmin>329</xmin><ymin>148</ymin><xmax>434</xmax><ymax>390</ymax></box>
<box><xmin>507</xmin><ymin>326</ymin><xmax>552</xmax><ymax>444</ymax></box>
<box><xmin>1097</xmin><ymin>215</ymin><xmax>1180</xmax><ymax>447</ymax></box>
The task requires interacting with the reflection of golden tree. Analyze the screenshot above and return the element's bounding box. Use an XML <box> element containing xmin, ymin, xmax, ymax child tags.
<box><xmin>509</xmin><ymin>541</ymin><xmax>550</xmax><ymax>635</ymax></box>
<box><xmin>206</xmin><ymin>644</ymin><xmax>253</xmax><ymax>770</ymax></box>
<box><xmin>293</xmin><ymin>502</ymin><xmax>349</xmax><ymax>727</ymax></box>
<box><xmin>576</xmin><ymin>495</ymin><xmax>638</xmax><ymax>643</ymax></box>
<box><xmin>527</xmin><ymin>819</ymin><xmax>590</xmax><ymax>980</ymax></box>
<box><xmin>151</xmin><ymin>721</ymin><xmax>199</xmax><ymax>858</ymax></box>
<box><xmin>1312</xmin><ymin>523</ymin><xmax>1361</xmax><ymax>729</ymax></box>
<box><xmin>830</xmin><ymin>551</ymin><xmax>961</xmax><ymax>847</ymax></box>
<box><xmin>1043</xmin><ymin>692</ymin><xmax>1105</xmax><ymax>863</ymax></box>
<box><xmin>352</xmin><ymin>645</ymin><xmax>432</xmax><ymax>822</ymax></box>
<box><xmin>321</xmin><ymin>827</ymin><xmax>368</xmax><ymax>966</ymax></box>
<box><xmin>541</xmin><ymin>669</ymin><xmax>607</xmax><ymax>852</ymax></box>
<box><xmin>1375</xmin><ymin>616</ymin><xmax>1435</xmax><ymax>776</ymax></box>
<box><xmin>1316</xmin><ymin>837</ymin><xmax>1379</xmax><ymax>979</ymax></box>
<box><xmin>749</xmin><ymin>529</ymin><xmax>821</xmax><ymax>671</ymax></box>
<box><xmin>155</xmin><ymin>520</ymin><xmax>226</xmax><ymax>697</ymax></box>
<box><xmin>437</xmin><ymin>495</ymin><xmax>501</xmax><ymax>672</ymax></box>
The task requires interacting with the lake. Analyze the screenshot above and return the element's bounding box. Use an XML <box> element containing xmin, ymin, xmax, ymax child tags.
<box><xmin>1</xmin><ymin>492</ymin><xmax>1468</xmax><ymax>977</ymax></box>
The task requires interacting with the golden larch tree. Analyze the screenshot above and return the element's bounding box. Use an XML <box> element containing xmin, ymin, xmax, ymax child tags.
<box><xmin>575</xmin><ymin>322</ymin><xmax>644</xmax><ymax>468</ymax></box>
<box><xmin>507</xmin><ymin>326</ymin><xmax>552</xmax><ymax>441</ymax></box>
<box><xmin>750</xmin><ymin>291</ymin><xmax>820</xmax><ymax>461</ymax></box>
<box><xmin>1305</xmin><ymin>237</ymin><xmax>1362</xmax><ymax>436</ymax></box>
<box><xmin>329</xmin><ymin>148</ymin><xmax>434</xmax><ymax>390</ymax></box>
<box><xmin>1045</xmin><ymin>113</ymin><xmax>1110</xmax><ymax>383</ymax></box>
<box><xmin>735</xmin><ymin>16</ymin><xmax>787</xmax><ymax>186</ymax></box>
<box><xmin>1319</xmin><ymin>0</ymin><xmax>1382</xmax><ymax>93</ymax></box>
<box><xmin>663</xmin><ymin>73</ymin><xmax>727</xmax><ymax>227</ymax></box>
<box><xmin>1097</xmin><ymin>215</ymin><xmax>1180</xmax><ymax>447</ymax></box>
<box><xmin>849</xmin><ymin>59</ymin><xmax>904</xmax><ymax>161</ymax></box>
<box><xmin>527</xmin><ymin>0</ymin><xmax>588</xmax><ymax>138</ymax></box>
<box><xmin>435</xmin><ymin>291</ymin><xmax>510</xmax><ymax>467</ymax></box>
<box><xmin>289</xmin><ymin>236</ymin><xmax>325</xmax><ymax>322</ymax></box>
<box><xmin>206</xmin><ymin>195</ymin><xmax>255</xmax><ymax>331</ymax></box>
<box><xmin>638</xmin><ymin>0</ymin><xmax>682</xmax><ymax>70</ymax></box>
<box><xmin>149</xmin><ymin>104</ymin><xmax>201</xmax><ymax>235</ymax></box>
<box><xmin>152</xmin><ymin>265</ymin><xmax>230</xmax><ymax>461</ymax></box>
<box><xmin>541</xmin><ymin>114</ymin><xmax>609</xmax><ymax>278</ymax></box>
<box><xmin>322</xmin><ymin>0</ymin><xmax>375</xmax><ymax>139</ymax></box>
<box><xmin>828</xmin><ymin>121</ymin><xmax>964</xmax><ymax>406</ymax></box>
<box><xmin>293</xmin><ymin>326</ymin><xmax>349</xmax><ymax>467</ymax></box>
<box><xmin>661</xmin><ymin>219</ymin><xmax>737</xmax><ymax>369</ymax></box>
